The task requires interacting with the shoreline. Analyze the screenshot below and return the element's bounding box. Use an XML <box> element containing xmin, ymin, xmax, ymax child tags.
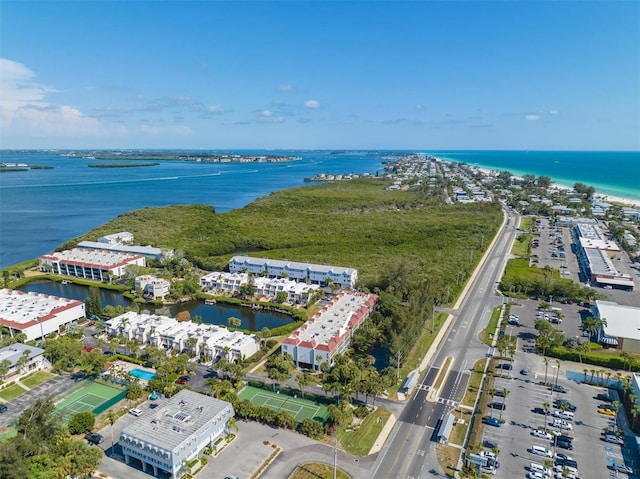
<box><xmin>436</xmin><ymin>157</ymin><xmax>640</xmax><ymax>209</ymax></box>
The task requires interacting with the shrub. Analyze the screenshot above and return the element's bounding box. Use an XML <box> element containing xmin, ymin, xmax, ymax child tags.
<box><xmin>354</xmin><ymin>406</ymin><xmax>370</xmax><ymax>419</ymax></box>
<box><xmin>68</xmin><ymin>411</ymin><xmax>95</xmax><ymax>434</ymax></box>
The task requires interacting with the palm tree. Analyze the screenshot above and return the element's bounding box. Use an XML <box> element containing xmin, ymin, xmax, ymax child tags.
<box><xmin>107</xmin><ymin>411</ymin><xmax>117</xmax><ymax>457</ymax></box>
<box><xmin>499</xmin><ymin>389</ymin><xmax>509</xmax><ymax>421</ymax></box>
<box><xmin>488</xmin><ymin>388</ymin><xmax>496</xmax><ymax>418</ymax></box>
<box><xmin>611</xmin><ymin>400</ymin><xmax>620</xmax><ymax>433</ymax></box>
<box><xmin>590</xmin><ymin>369</ymin><xmax>596</xmax><ymax>384</ymax></box>
<box><xmin>296</xmin><ymin>372</ymin><xmax>312</xmax><ymax>399</ymax></box>
<box><xmin>583</xmin><ymin>369</ymin><xmax>588</xmax><ymax>383</ymax></box>
<box><xmin>543</xmin><ymin>459</ymin><xmax>554</xmax><ymax>475</ymax></box>
<box><xmin>543</xmin><ymin>357</ymin><xmax>550</xmax><ymax>384</ymax></box>
<box><xmin>227</xmin><ymin>316</ymin><xmax>242</xmax><ymax>332</ymax></box>
<box><xmin>543</xmin><ymin>401</ymin><xmax>551</xmax><ymax>431</ymax></box>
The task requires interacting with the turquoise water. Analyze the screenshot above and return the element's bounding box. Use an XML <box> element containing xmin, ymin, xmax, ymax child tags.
<box><xmin>129</xmin><ymin>368</ymin><xmax>156</xmax><ymax>381</ymax></box>
<box><xmin>428</xmin><ymin>150</ymin><xmax>640</xmax><ymax>202</ymax></box>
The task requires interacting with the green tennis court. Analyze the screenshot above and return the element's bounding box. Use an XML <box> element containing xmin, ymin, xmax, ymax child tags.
<box><xmin>55</xmin><ymin>382</ymin><xmax>124</xmax><ymax>422</ymax></box>
<box><xmin>238</xmin><ymin>385</ymin><xmax>330</xmax><ymax>423</ymax></box>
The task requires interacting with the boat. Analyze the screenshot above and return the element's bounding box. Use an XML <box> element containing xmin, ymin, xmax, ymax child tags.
<box><xmin>61</xmin><ymin>280</ymin><xmax>71</xmax><ymax>285</ymax></box>
<box><xmin>204</xmin><ymin>299</ymin><xmax>217</xmax><ymax>305</ymax></box>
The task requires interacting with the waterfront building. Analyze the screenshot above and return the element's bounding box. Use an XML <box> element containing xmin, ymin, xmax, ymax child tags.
<box><xmin>77</xmin><ymin>240</ymin><xmax>167</xmax><ymax>261</ymax></box>
<box><xmin>228</xmin><ymin>256</ymin><xmax>358</xmax><ymax>289</ymax></box>
<box><xmin>99</xmin><ymin>232</ymin><xmax>134</xmax><ymax>244</ymax></box>
<box><xmin>281</xmin><ymin>291</ymin><xmax>377</xmax><ymax>370</ymax></box>
<box><xmin>119</xmin><ymin>389</ymin><xmax>234</xmax><ymax>478</ymax></box>
<box><xmin>135</xmin><ymin>275</ymin><xmax>171</xmax><ymax>300</ymax></box>
<box><xmin>252</xmin><ymin>276</ymin><xmax>320</xmax><ymax>304</ymax></box>
<box><xmin>592</xmin><ymin>301</ymin><xmax>640</xmax><ymax>352</ymax></box>
<box><xmin>0</xmin><ymin>343</ymin><xmax>48</xmax><ymax>379</ymax></box>
<box><xmin>38</xmin><ymin>248</ymin><xmax>146</xmax><ymax>282</ymax></box>
<box><xmin>0</xmin><ymin>289</ymin><xmax>85</xmax><ymax>341</ymax></box>
<box><xmin>105</xmin><ymin>312</ymin><xmax>259</xmax><ymax>362</ymax></box>
<box><xmin>200</xmin><ymin>272</ymin><xmax>248</xmax><ymax>295</ymax></box>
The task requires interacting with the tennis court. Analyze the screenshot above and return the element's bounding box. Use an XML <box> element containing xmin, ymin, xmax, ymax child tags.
<box><xmin>55</xmin><ymin>382</ymin><xmax>125</xmax><ymax>421</ymax></box>
<box><xmin>238</xmin><ymin>385</ymin><xmax>330</xmax><ymax>423</ymax></box>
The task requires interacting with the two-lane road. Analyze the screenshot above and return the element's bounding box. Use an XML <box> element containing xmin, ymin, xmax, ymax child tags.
<box><xmin>372</xmin><ymin>207</ymin><xmax>520</xmax><ymax>479</ymax></box>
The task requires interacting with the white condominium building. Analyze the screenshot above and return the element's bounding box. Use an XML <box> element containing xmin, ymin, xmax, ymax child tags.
<box><xmin>282</xmin><ymin>291</ymin><xmax>377</xmax><ymax>370</ymax></box>
<box><xmin>0</xmin><ymin>289</ymin><xmax>86</xmax><ymax>341</ymax></box>
<box><xmin>39</xmin><ymin>248</ymin><xmax>146</xmax><ymax>281</ymax></box>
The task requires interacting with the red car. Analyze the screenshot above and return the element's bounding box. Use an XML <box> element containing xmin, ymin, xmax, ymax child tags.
<box><xmin>175</xmin><ymin>375</ymin><xmax>191</xmax><ymax>385</ymax></box>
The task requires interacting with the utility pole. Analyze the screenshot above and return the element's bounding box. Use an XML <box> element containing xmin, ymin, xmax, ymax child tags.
<box><xmin>334</xmin><ymin>434</ymin><xmax>337</xmax><ymax>479</ymax></box>
<box><xmin>396</xmin><ymin>350</ymin><xmax>402</xmax><ymax>381</ymax></box>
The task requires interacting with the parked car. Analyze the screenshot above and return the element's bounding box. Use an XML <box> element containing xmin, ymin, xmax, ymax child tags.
<box><xmin>554</xmin><ymin>453</ymin><xmax>573</xmax><ymax>461</ymax></box>
<box><xmin>129</xmin><ymin>408</ymin><xmax>143</xmax><ymax>417</ymax></box>
<box><xmin>603</xmin><ymin>434</ymin><xmax>624</xmax><ymax>445</ymax></box>
<box><xmin>483</xmin><ymin>417</ymin><xmax>502</xmax><ymax>427</ymax></box>
<box><xmin>520</xmin><ymin>368</ymin><xmax>530</xmax><ymax>376</ymax></box>
<box><xmin>489</xmin><ymin>402</ymin><xmax>506</xmax><ymax>410</ymax></box>
<box><xmin>555</xmin><ymin>458</ymin><xmax>578</xmax><ymax>469</ymax></box>
<box><xmin>85</xmin><ymin>432</ymin><xmax>104</xmax><ymax>445</ymax></box>
<box><xmin>531</xmin><ymin>445</ymin><xmax>553</xmax><ymax>458</ymax></box>
<box><xmin>611</xmin><ymin>463</ymin><xmax>634</xmax><ymax>475</ymax></box>
<box><xmin>528</xmin><ymin>472</ymin><xmax>548</xmax><ymax>479</ymax></box>
<box><xmin>532</xmin><ymin>429</ymin><xmax>553</xmax><ymax>440</ymax></box>
<box><xmin>175</xmin><ymin>375</ymin><xmax>191</xmax><ymax>385</ymax></box>
<box><xmin>549</xmin><ymin>384</ymin><xmax>568</xmax><ymax>393</ymax></box>
<box><xmin>552</xmin><ymin>419</ymin><xmax>572</xmax><ymax>430</ymax></box>
<box><xmin>494</xmin><ymin>389</ymin><xmax>509</xmax><ymax>398</ymax></box>
<box><xmin>596</xmin><ymin>392</ymin><xmax>612</xmax><ymax>402</ymax></box>
<box><xmin>0</xmin><ymin>404</ymin><xmax>7</xmax><ymax>413</ymax></box>
<box><xmin>556</xmin><ymin>439</ymin><xmax>573</xmax><ymax>450</ymax></box>
<box><xmin>598</xmin><ymin>407</ymin><xmax>616</xmax><ymax>416</ymax></box>
<box><xmin>483</xmin><ymin>439</ymin><xmax>498</xmax><ymax>449</ymax></box>
<box><xmin>554</xmin><ymin>399</ymin><xmax>577</xmax><ymax>411</ymax></box>
<box><xmin>498</xmin><ymin>363</ymin><xmax>512</xmax><ymax>370</ymax></box>
<box><xmin>532</xmin><ymin>407</ymin><xmax>546</xmax><ymax>415</ymax></box>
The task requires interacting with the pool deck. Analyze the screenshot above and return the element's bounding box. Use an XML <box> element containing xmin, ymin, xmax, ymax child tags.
<box><xmin>105</xmin><ymin>360</ymin><xmax>156</xmax><ymax>382</ymax></box>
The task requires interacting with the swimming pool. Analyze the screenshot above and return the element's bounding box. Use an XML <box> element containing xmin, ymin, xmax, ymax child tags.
<box><xmin>129</xmin><ymin>368</ymin><xmax>157</xmax><ymax>381</ymax></box>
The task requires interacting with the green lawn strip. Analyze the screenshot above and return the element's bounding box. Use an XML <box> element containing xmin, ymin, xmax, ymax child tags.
<box><xmin>0</xmin><ymin>383</ymin><xmax>28</xmax><ymax>401</ymax></box>
<box><xmin>519</xmin><ymin>217</ymin><xmax>535</xmax><ymax>231</ymax></box>
<box><xmin>289</xmin><ymin>462</ymin><xmax>350</xmax><ymax>479</ymax></box>
<box><xmin>448</xmin><ymin>409</ymin><xmax>472</xmax><ymax>445</ymax></box>
<box><xmin>461</xmin><ymin>359</ymin><xmax>487</xmax><ymax>408</ymax></box>
<box><xmin>21</xmin><ymin>371</ymin><xmax>54</xmax><ymax>389</ymax></box>
<box><xmin>396</xmin><ymin>312</ymin><xmax>446</xmax><ymax>389</ymax></box>
<box><xmin>511</xmin><ymin>233</ymin><xmax>530</xmax><ymax>257</ymax></box>
<box><xmin>337</xmin><ymin>408</ymin><xmax>391</xmax><ymax>456</ymax></box>
<box><xmin>479</xmin><ymin>307</ymin><xmax>502</xmax><ymax>346</ymax></box>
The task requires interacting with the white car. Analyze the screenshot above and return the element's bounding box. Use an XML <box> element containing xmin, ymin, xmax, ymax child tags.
<box><xmin>129</xmin><ymin>408</ymin><xmax>143</xmax><ymax>417</ymax></box>
<box><xmin>552</xmin><ymin>419</ymin><xmax>572</xmax><ymax>430</ymax></box>
<box><xmin>528</xmin><ymin>472</ymin><xmax>549</xmax><ymax>479</ymax></box>
<box><xmin>532</xmin><ymin>429</ymin><xmax>553</xmax><ymax>440</ymax></box>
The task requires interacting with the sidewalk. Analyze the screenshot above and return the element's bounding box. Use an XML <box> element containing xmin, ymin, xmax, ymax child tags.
<box><xmin>368</xmin><ymin>413</ymin><xmax>397</xmax><ymax>454</ymax></box>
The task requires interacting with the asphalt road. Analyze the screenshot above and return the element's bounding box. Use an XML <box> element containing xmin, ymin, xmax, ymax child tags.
<box><xmin>371</xmin><ymin>206</ymin><xmax>520</xmax><ymax>479</ymax></box>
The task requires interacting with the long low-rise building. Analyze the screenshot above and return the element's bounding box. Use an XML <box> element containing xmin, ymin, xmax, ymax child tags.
<box><xmin>0</xmin><ymin>289</ymin><xmax>86</xmax><ymax>341</ymax></box>
<box><xmin>120</xmin><ymin>389</ymin><xmax>234</xmax><ymax>478</ymax></box>
<box><xmin>200</xmin><ymin>271</ymin><xmax>320</xmax><ymax>304</ymax></box>
<box><xmin>106</xmin><ymin>312</ymin><xmax>260</xmax><ymax>363</ymax></box>
<box><xmin>281</xmin><ymin>291</ymin><xmax>377</xmax><ymax>370</ymax></box>
<box><xmin>39</xmin><ymin>248</ymin><xmax>146</xmax><ymax>282</ymax></box>
<box><xmin>229</xmin><ymin>256</ymin><xmax>358</xmax><ymax>289</ymax></box>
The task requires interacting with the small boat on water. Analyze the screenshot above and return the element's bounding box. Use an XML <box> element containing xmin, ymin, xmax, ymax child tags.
<box><xmin>61</xmin><ymin>280</ymin><xmax>71</xmax><ymax>285</ymax></box>
<box><xmin>204</xmin><ymin>299</ymin><xmax>217</xmax><ymax>305</ymax></box>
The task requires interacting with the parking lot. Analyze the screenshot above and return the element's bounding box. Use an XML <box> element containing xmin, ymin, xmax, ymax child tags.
<box><xmin>479</xmin><ymin>349</ymin><xmax>638</xmax><ymax>478</ymax></box>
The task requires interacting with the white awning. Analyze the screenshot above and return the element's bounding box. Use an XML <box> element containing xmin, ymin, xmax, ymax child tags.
<box><xmin>600</xmin><ymin>336</ymin><xmax>618</xmax><ymax>346</ymax></box>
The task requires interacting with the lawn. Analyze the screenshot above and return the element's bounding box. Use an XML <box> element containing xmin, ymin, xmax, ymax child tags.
<box><xmin>336</xmin><ymin>408</ymin><xmax>391</xmax><ymax>456</ymax></box>
<box><xmin>436</xmin><ymin>443</ymin><xmax>461</xmax><ymax>478</ymax></box>
<box><xmin>21</xmin><ymin>371</ymin><xmax>54</xmax><ymax>389</ymax></box>
<box><xmin>289</xmin><ymin>463</ymin><xmax>350</xmax><ymax>479</ymax></box>
<box><xmin>0</xmin><ymin>382</ymin><xmax>27</xmax><ymax>401</ymax></box>
<box><xmin>461</xmin><ymin>359</ymin><xmax>487</xmax><ymax>408</ymax></box>
<box><xmin>519</xmin><ymin>217</ymin><xmax>535</xmax><ymax>231</ymax></box>
<box><xmin>479</xmin><ymin>307</ymin><xmax>501</xmax><ymax>346</ymax></box>
<box><xmin>511</xmin><ymin>233</ymin><xmax>530</xmax><ymax>257</ymax></box>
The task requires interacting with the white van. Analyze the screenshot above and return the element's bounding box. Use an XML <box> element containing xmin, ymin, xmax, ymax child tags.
<box><xmin>531</xmin><ymin>444</ymin><xmax>552</xmax><ymax>458</ymax></box>
<box><xmin>560</xmin><ymin>411</ymin><xmax>574</xmax><ymax>420</ymax></box>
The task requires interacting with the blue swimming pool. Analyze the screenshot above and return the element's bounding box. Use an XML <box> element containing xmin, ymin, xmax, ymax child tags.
<box><xmin>130</xmin><ymin>368</ymin><xmax>157</xmax><ymax>381</ymax></box>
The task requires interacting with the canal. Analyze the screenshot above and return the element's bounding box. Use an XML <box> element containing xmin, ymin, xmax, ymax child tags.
<box><xmin>20</xmin><ymin>280</ymin><xmax>293</xmax><ymax>332</ymax></box>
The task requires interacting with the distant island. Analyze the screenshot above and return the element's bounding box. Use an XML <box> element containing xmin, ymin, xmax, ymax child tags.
<box><xmin>87</xmin><ymin>162</ymin><xmax>160</xmax><ymax>168</ymax></box>
<box><xmin>54</xmin><ymin>150</ymin><xmax>299</xmax><ymax>163</ymax></box>
<box><xmin>0</xmin><ymin>163</ymin><xmax>54</xmax><ymax>172</ymax></box>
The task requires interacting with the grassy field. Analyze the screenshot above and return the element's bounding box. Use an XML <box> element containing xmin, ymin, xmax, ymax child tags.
<box><xmin>289</xmin><ymin>463</ymin><xmax>350</xmax><ymax>479</ymax></box>
<box><xmin>511</xmin><ymin>233</ymin><xmax>530</xmax><ymax>257</ymax></box>
<box><xmin>479</xmin><ymin>307</ymin><xmax>502</xmax><ymax>346</ymax></box>
<box><xmin>21</xmin><ymin>371</ymin><xmax>54</xmax><ymax>389</ymax></box>
<box><xmin>0</xmin><ymin>382</ymin><xmax>27</xmax><ymax>401</ymax></box>
<box><xmin>238</xmin><ymin>385</ymin><xmax>330</xmax><ymax>423</ymax></box>
<box><xmin>336</xmin><ymin>408</ymin><xmax>391</xmax><ymax>456</ymax></box>
<box><xmin>461</xmin><ymin>359</ymin><xmax>487</xmax><ymax>408</ymax></box>
<box><xmin>519</xmin><ymin>216</ymin><xmax>535</xmax><ymax>231</ymax></box>
<box><xmin>62</xmin><ymin>180</ymin><xmax>502</xmax><ymax>287</ymax></box>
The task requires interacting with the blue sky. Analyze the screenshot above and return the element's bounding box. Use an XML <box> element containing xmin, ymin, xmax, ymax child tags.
<box><xmin>1</xmin><ymin>1</ymin><xmax>639</xmax><ymax>150</ymax></box>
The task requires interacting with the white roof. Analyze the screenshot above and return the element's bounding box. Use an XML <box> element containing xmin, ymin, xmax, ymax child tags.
<box><xmin>0</xmin><ymin>288</ymin><xmax>83</xmax><ymax>326</ymax></box>
<box><xmin>597</xmin><ymin>301</ymin><xmax>640</xmax><ymax>341</ymax></box>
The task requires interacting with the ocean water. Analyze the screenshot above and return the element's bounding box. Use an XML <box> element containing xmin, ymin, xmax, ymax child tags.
<box><xmin>429</xmin><ymin>150</ymin><xmax>640</xmax><ymax>202</ymax></box>
<box><xmin>1</xmin><ymin>150</ymin><xmax>638</xmax><ymax>269</ymax></box>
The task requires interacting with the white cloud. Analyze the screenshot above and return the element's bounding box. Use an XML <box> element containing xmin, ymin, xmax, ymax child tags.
<box><xmin>207</xmin><ymin>104</ymin><xmax>225</xmax><ymax>113</ymax></box>
<box><xmin>0</xmin><ymin>58</ymin><xmax>122</xmax><ymax>137</ymax></box>
<box><xmin>549</xmin><ymin>109</ymin><xmax>560</xmax><ymax>115</ymax></box>
<box><xmin>304</xmin><ymin>99</ymin><xmax>320</xmax><ymax>109</ymax></box>
<box><xmin>278</xmin><ymin>84</ymin><xmax>293</xmax><ymax>91</ymax></box>
<box><xmin>525</xmin><ymin>114</ymin><xmax>541</xmax><ymax>121</ymax></box>
<box><xmin>257</xmin><ymin>109</ymin><xmax>284</xmax><ymax>123</ymax></box>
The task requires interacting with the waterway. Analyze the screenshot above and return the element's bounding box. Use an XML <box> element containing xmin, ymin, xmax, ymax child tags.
<box><xmin>20</xmin><ymin>280</ymin><xmax>292</xmax><ymax>332</ymax></box>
